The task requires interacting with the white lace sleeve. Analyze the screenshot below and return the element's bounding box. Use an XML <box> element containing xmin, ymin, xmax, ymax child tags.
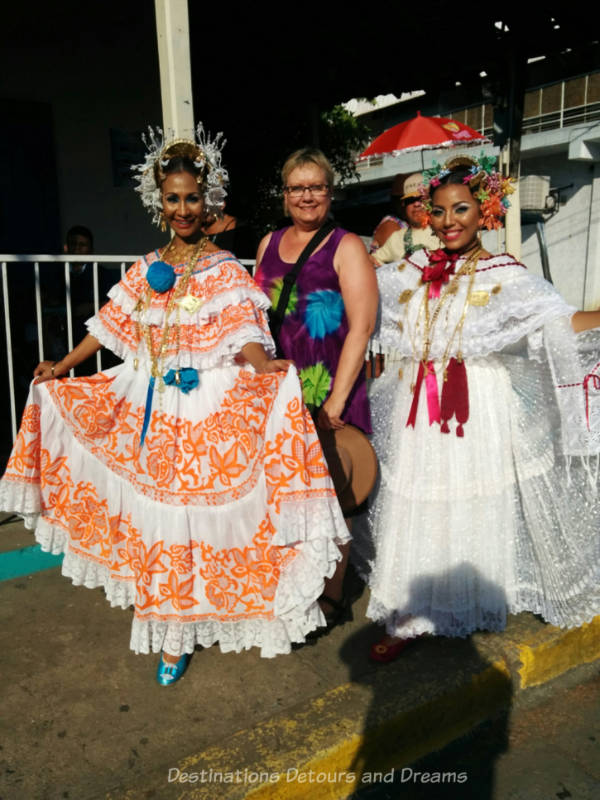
<box><xmin>543</xmin><ymin>319</ymin><xmax>600</xmax><ymax>456</ymax></box>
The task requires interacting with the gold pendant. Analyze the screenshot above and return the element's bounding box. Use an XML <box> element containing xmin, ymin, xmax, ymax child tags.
<box><xmin>398</xmin><ymin>290</ymin><xmax>413</xmax><ymax>304</ymax></box>
<box><xmin>468</xmin><ymin>290</ymin><xmax>490</xmax><ymax>306</ymax></box>
<box><xmin>177</xmin><ymin>294</ymin><xmax>204</xmax><ymax>314</ymax></box>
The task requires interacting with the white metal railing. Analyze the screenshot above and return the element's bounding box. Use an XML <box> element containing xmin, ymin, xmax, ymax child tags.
<box><xmin>522</xmin><ymin>101</ymin><xmax>600</xmax><ymax>134</ymax></box>
<box><xmin>1</xmin><ymin>255</ymin><xmax>136</xmax><ymax>442</ymax></box>
<box><xmin>0</xmin><ymin>254</ymin><xmax>255</xmax><ymax>444</ymax></box>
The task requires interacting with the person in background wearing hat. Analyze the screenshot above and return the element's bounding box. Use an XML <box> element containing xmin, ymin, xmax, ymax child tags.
<box><xmin>372</xmin><ymin>173</ymin><xmax>440</xmax><ymax>265</ymax></box>
<box><xmin>369</xmin><ymin>174</ymin><xmax>407</xmax><ymax>253</ymax></box>
<box><xmin>367</xmin><ymin>174</ymin><xmax>440</xmax><ymax>378</ymax></box>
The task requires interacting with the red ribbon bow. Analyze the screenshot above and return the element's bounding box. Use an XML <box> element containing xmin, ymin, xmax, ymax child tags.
<box><xmin>423</xmin><ymin>250</ymin><xmax>459</xmax><ymax>298</ymax></box>
<box><xmin>406</xmin><ymin>361</ymin><xmax>440</xmax><ymax>429</ymax></box>
<box><xmin>406</xmin><ymin>357</ymin><xmax>470</xmax><ymax>437</ymax></box>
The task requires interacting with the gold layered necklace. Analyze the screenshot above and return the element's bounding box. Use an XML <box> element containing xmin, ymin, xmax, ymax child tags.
<box><xmin>134</xmin><ymin>236</ymin><xmax>208</xmax><ymax>391</ymax></box>
<box><xmin>404</xmin><ymin>246</ymin><xmax>482</xmax><ymax>390</ymax></box>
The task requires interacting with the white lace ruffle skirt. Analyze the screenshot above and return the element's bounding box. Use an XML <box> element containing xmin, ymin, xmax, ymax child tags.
<box><xmin>358</xmin><ymin>356</ymin><xmax>600</xmax><ymax>638</ymax></box>
<box><xmin>0</xmin><ymin>362</ymin><xmax>349</xmax><ymax>657</ymax></box>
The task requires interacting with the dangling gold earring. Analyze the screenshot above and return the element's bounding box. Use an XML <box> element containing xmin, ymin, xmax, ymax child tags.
<box><xmin>160</xmin><ymin>213</ymin><xmax>167</xmax><ymax>233</ymax></box>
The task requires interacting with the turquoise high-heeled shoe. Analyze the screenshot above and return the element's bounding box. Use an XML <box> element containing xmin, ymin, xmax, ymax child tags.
<box><xmin>156</xmin><ymin>652</ymin><xmax>191</xmax><ymax>686</ymax></box>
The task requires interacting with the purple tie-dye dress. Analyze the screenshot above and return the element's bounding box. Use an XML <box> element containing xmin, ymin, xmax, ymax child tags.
<box><xmin>255</xmin><ymin>226</ymin><xmax>371</xmax><ymax>433</ymax></box>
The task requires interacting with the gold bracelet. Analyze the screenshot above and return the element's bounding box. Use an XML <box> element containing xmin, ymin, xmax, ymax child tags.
<box><xmin>51</xmin><ymin>362</ymin><xmax>57</xmax><ymax>377</ymax></box>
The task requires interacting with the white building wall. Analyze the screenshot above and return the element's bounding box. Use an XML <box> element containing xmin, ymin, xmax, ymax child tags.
<box><xmin>582</xmin><ymin>163</ymin><xmax>600</xmax><ymax>309</ymax></box>
<box><xmin>520</xmin><ymin>154</ymin><xmax>598</xmax><ymax>309</ymax></box>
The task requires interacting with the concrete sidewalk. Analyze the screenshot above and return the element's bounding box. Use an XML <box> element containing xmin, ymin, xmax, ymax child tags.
<box><xmin>1</xmin><ymin>516</ymin><xmax>599</xmax><ymax>800</ymax></box>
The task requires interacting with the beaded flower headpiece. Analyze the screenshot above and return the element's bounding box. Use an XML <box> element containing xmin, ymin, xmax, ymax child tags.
<box><xmin>421</xmin><ymin>153</ymin><xmax>515</xmax><ymax>231</ymax></box>
<box><xmin>132</xmin><ymin>122</ymin><xmax>229</xmax><ymax>226</ymax></box>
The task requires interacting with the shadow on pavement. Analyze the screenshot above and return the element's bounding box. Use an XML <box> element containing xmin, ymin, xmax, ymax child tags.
<box><xmin>339</xmin><ymin>565</ymin><xmax>513</xmax><ymax>799</ymax></box>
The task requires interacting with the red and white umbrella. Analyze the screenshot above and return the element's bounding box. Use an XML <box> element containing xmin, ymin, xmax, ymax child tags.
<box><xmin>360</xmin><ymin>111</ymin><xmax>489</xmax><ymax>160</ymax></box>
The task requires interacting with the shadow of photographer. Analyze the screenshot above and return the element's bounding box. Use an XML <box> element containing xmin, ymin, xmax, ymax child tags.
<box><xmin>337</xmin><ymin>563</ymin><xmax>513</xmax><ymax>799</ymax></box>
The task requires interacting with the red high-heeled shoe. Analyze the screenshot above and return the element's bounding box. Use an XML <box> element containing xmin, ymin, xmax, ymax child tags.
<box><xmin>369</xmin><ymin>636</ymin><xmax>412</xmax><ymax>663</ymax></box>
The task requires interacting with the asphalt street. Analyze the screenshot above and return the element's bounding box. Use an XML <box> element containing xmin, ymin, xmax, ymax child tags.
<box><xmin>354</xmin><ymin>667</ymin><xmax>600</xmax><ymax>800</ymax></box>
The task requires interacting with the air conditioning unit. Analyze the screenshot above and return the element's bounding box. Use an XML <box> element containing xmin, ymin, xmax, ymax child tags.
<box><xmin>520</xmin><ymin>175</ymin><xmax>550</xmax><ymax>212</ymax></box>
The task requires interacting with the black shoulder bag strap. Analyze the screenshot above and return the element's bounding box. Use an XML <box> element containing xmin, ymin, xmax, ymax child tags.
<box><xmin>268</xmin><ymin>221</ymin><xmax>335</xmax><ymax>356</ymax></box>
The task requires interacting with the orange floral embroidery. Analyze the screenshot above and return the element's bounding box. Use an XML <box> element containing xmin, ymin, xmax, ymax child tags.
<box><xmin>40</xmin><ymin>450</ymin><xmax>71</xmax><ymax>488</ymax></box>
<box><xmin>166</xmin><ymin>543</ymin><xmax>198</xmax><ymax>575</ymax></box>
<box><xmin>198</xmin><ymin>544</ymin><xmax>238</xmax><ymax>612</ymax></box>
<box><xmin>208</xmin><ymin>442</ymin><xmax>247</xmax><ymax>487</ymax></box>
<box><xmin>3</xmin><ymin>404</ymin><xmax>42</xmax><ymax>481</ymax></box>
<box><xmin>67</xmin><ymin>482</ymin><xmax>109</xmax><ymax>548</ymax></box>
<box><xmin>200</xmin><ymin>515</ymin><xmax>296</xmax><ymax>615</ymax></box>
<box><xmin>158</xmin><ymin>569</ymin><xmax>199</xmax><ymax>610</ymax></box>
<box><xmin>47</xmin><ymin>378</ymin><xmax>104</xmax><ymax>414</ymax></box>
<box><xmin>21</xmin><ymin>404</ymin><xmax>41</xmax><ymax>434</ymax></box>
<box><xmin>90</xmin><ymin>252</ymin><xmax>272</xmax><ymax>359</ymax></box>
<box><xmin>264</xmin><ymin>398</ymin><xmax>333</xmax><ymax>512</ymax></box>
<box><xmin>144</xmin><ymin>417</ymin><xmax>179</xmax><ymax>487</ymax></box>
<box><xmin>136</xmin><ymin>584</ymin><xmax>161</xmax><ymax>612</ymax></box>
<box><xmin>6</xmin><ymin>426</ymin><xmax>40</xmax><ymax>476</ymax></box>
<box><xmin>96</xmin><ymin>302</ymin><xmax>138</xmax><ymax>352</ymax></box>
<box><xmin>285</xmin><ymin>396</ymin><xmax>308</xmax><ymax>434</ymax></box>
<box><xmin>45</xmin><ymin>368</ymin><xmax>285</xmax><ymax>504</ymax></box>
<box><xmin>124</xmin><ymin>538</ymin><xmax>168</xmax><ymax>588</ymax></box>
<box><xmin>107</xmin><ymin>513</ymin><xmax>137</xmax><ymax>566</ymax></box>
<box><xmin>281</xmin><ymin>436</ymin><xmax>329</xmax><ymax>485</ymax></box>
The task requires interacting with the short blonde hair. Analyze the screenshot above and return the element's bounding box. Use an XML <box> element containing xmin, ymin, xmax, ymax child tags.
<box><xmin>281</xmin><ymin>148</ymin><xmax>334</xmax><ymax>189</ymax></box>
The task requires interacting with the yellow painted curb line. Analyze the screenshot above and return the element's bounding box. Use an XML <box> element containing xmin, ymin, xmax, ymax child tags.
<box><xmin>243</xmin><ymin>660</ymin><xmax>511</xmax><ymax>800</ymax></box>
<box><xmin>106</xmin><ymin>616</ymin><xmax>600</xmax><ymax>800</ymax></box>
<box><xmin>111</xmin><ymin>661</ymin><xmax>511</xmax><ymax>800</ymax></box>
<box><xmin>515</xmin><ymin>615</ymin><xmax>600</xmax><ymax>688</ymax></box>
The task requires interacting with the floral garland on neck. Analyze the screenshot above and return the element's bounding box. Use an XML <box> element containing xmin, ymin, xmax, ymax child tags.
<box><xmin>420</xmin><ymin>153</ymin><xmax>515</xmax><ymax>231</ymax></box>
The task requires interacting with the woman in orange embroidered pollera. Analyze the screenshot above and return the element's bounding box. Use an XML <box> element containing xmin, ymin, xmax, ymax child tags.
<box><xmin>0</xmin><ymin>123</ymin><xmax>348</xmax><ymax>685</ymax></box>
